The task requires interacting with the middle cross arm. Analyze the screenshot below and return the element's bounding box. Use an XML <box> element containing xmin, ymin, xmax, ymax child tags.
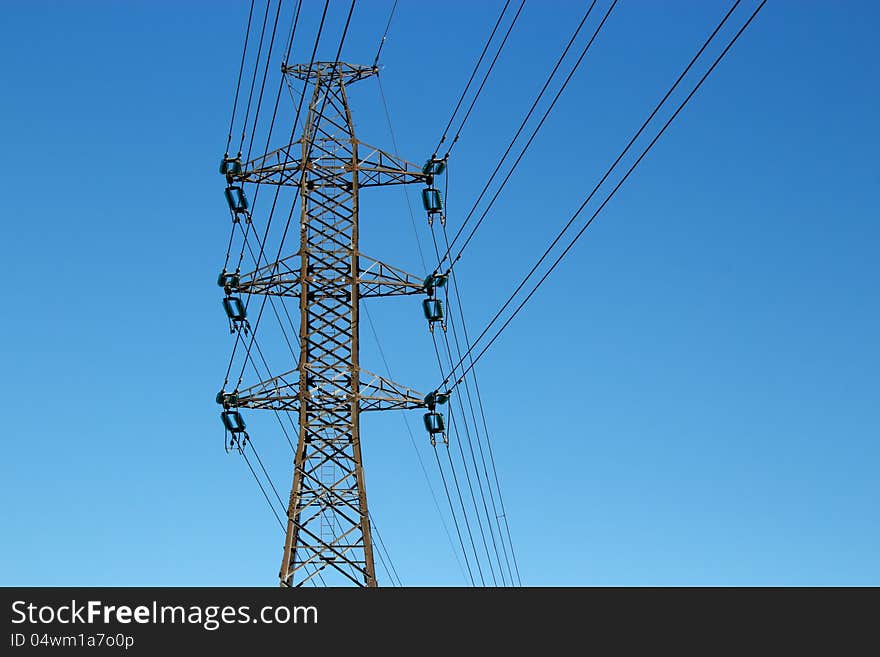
<box><xmin>230</xmin><ymin>252</ymin><xmax>425</xmax><ymax>299</ymax></box>
<box><xmin>225</xmin><ymin>366</ymin><xmax>425</xmax><ymax>413</ymax></box>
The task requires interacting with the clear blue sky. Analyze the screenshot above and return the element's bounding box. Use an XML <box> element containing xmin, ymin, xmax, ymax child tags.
<box><xmin>2</xmin><ymin>0</ymin><xmax>878</xmax><ymax>586</ymax></box>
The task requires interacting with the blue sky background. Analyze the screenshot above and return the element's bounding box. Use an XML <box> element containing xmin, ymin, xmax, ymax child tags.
<box><xmin>1</xmin><ymin>0</ymin><xmax>877</xmax><ymax>586</ymax></box>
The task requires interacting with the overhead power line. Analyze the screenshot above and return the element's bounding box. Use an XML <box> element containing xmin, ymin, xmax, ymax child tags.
<box><xmin>374</xmin><ymin>10</ymin><xmax>515</xmax><ymax>582</ymax></box>
<box><xmin>224</xmin><ymin>0</ymin><xmax>299</xmax><ymax>361</ymax></box>
<box><xmin>430</xmin><ymin>336</ymin><xmax>487</xmax><ymax>585</ymax></box>
<box><xmin>438</xmin><ymin>323</ymin><xmax>506</xmax><ymax>585</ymax></box>
<box><xmin>432</xmin><ymin>0</ymin><xmax>513</xmax><ymax>155</ymax></box>
<box><xmin>232</xmin><ymin>0</ymin><xmax>356</xmax><ymax>390</ymax></box>
<box><xmin>421</xmin><ymin>2</ymin><xmax>611</xmax><ymax>580</ymax></box>
<box><xmin>438</xmin><ymin>218</ymin><xmax>522</xmax><ymax>585</ymax></box>
<box><xmin>243</xmin><ymin>0</ymin><xmax>285</xmax><ymax>164</ymax></box>
<box><xmin>433</xmin><ymin>448</ymin><xmax>476</xmax><ymax>585</ymax></box>
<box><xmin>372</xmin><ymin>0</ymin><xmax>399</xmax><ymax>68</ymax></box>
<box><xmin>424</xmin><ymin>165</ymin><xmax>516</xmax><ymax>585</ymax></box>
<box><xmin>221</xmin><ymin>0</ymin><xmax>331</xmax><ymax>388</ymax></box>
<box><xmin>439</xmin><ymin>0</ymin><xmax>767</xmax><ymax>391</ymax></box>
<box><xmin>369</xmin><ymin>513</ymin><xmax>402</xmax><ymax>586</ymax></box>
<box><xmin>238</xmin><ymin>0</ymin><xmax>274</xmax><ymax>155</ymax></box>
<box><xmin>368</xmin><ymin>69</ymin><xmax>474</xmax><ymax>583</ymax></box>
<box><xmin>363</xmin><ymin>300</ymin><xmax>471</xmax><ymax>583</ymax></box>
<box><xmin>435</xmin><ymin>0</ymin><xmax>618</xmax><ymax>273</ymax></box>
<box><xmin>424</xmin><ymin>1</ymin><xmax>617</xmax><ymax>583</ymax></box>
<box><xmin>438</xmin><ymin>0</ymin><xmax>527</xmax><ymax>159</ymax></box>
<box><xmin>225</xmin><ymin>0</ymin><xmax>256</xmax><ymax>154</ymax></box>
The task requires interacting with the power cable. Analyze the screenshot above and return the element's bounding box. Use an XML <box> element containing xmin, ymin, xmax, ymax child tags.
<box><xmin>436</xmin><ymin>0</ymin><xmax>618</xmax><ymax>271</ymax></box>
<box><xmin>432</xmin><ymin>0</ymin><xmax>512</xmax><ymax>155</ymax></box>
<box><xmin>440</xmin><ymin>231</ymin><xmax>516</xmax><ymax>585</ymax></box>
<box><xmin>372</xmin><ymin>0</ymin><xmax>398</xmax><ymax>68</ymax></box>
<box><xmin>439</xmin><ymin>331</ymin><xmax>504</xmax><ymax>585</ymax></box>
<box><xmin>439</xmin><ymin>0</ymin><xmax>527</xmax><ymax>159</ymax></box>
<box><xmin>369</xmin><ymin>512</ymin><xmax>403</xmax><ymax>586</ymax></box>
<box><xmin>233</xmin><ymin>0</ymin><xmax>355</xmax><ymax>389</ymax></box>
<box><xmin>221</xmin><ymin>0</ymin><xmax>331</xmax><ymax>387</ymax></box>
<box><xmin>428</xmin><ymin>171</ymin><xmax>509</xmax><ymax>585</ymax></box>
<box><xmin>244</xmin><ymin>0</ymin><xmax>285</xmax><ymax>164</ymax></box>
<box><xmin>376</xmin><ymin>75</ymin><xmax>428</xmax><ymax>272</ymax></box>
<box><xmin>440</xmin><ymin>0</ymin><xmax>767</xmax><ymax>391</ymax></box>
<box><xmin>433</xmin><ymin>0</ymin><xmax>598</xmax><ymax>270</ymax></box>
<box><xmin>225</xmin><ymin>0</ymin><xmax>257</xmax><ymax>154</ymax></box>
<box><xmin>238</xmin><ymin>0</ymin><xmax>274</xmax><ymax>154</ymax></box>
<box><xmin>430</xmin><ymin>335</ymin><xmax>487</xmax><ymax>585</ymax></box>
<box><xmin>362</xmin><ymin>302</ymin><xmax>470</xmax><ymax>583</ymax></box>
<box><xmin>432</xmin><ymin>448</ymin><xmax>476</xmax><ymax>586</ymax></box>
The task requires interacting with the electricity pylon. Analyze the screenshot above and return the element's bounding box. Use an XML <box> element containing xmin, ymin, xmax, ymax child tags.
<box><xmin>219</xmin><ymin>62</ymin><xmax>434</xmax><ymax>586</ymax></box>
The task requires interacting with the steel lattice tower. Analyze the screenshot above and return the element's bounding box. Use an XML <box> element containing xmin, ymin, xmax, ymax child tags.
<box><xmin>220</xmin><ymin>62</ymin><xmax>434</xmax><ymax>586</ymax></box>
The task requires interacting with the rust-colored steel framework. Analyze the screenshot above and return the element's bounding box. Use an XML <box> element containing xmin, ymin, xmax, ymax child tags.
<box><xmin>225</xmin><ymin>62</ymin><xmax>430</xmax><ymax>586</ymax></box>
